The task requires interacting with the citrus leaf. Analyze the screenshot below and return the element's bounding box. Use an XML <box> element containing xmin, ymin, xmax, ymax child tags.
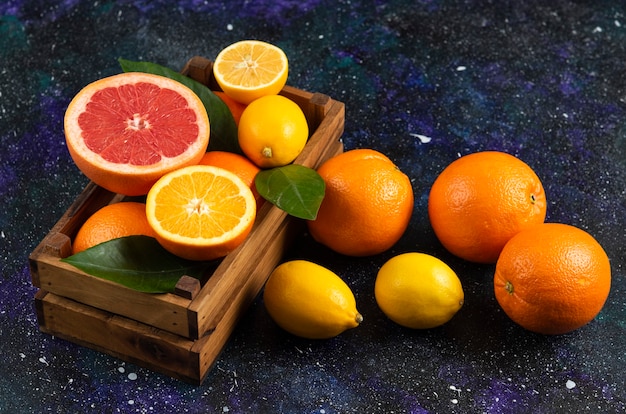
<box><xmin>118</xmin><ymin>58</ymin><xmax>241</xmax><ymax>154</ymax></box>
<box><xmin>61</xmin><ymin>235</ymin><xmax>215</xmax><ymax>293</ymax></box>
<box><xmin>255</xmin><ymin>164</ymin><xmax>325</xmax><ymax>220</ymax></box>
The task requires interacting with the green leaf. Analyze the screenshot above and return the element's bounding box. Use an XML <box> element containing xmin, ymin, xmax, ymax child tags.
<box><xmin>118</xmin><ymin>58</ymin><xmax>241</xmax><ymax>154</ymax></box>
<box><xmin>255</xmin><ymin>164</ymin><xmax>325</xmax><ymax>220</ymax></box>
<box><xmin>61</xmin><ymin>236</ymin><xmax>215</xmax><ymax>293</ymax></box>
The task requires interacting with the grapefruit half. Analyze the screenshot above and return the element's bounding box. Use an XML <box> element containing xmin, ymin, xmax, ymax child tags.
<box><xmin>64</xmin><ymin>72</ymin><xmax>210</xmax><ymax>196</ymax></box>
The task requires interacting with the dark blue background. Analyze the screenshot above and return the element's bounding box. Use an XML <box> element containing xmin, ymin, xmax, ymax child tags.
<box><xmin>1</xmin><ymin>1</ymin><xmax>625</xmax><ymax>412</ymax></box>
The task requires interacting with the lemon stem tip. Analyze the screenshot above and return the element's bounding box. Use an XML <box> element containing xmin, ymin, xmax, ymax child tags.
<box><xmin>355</xmin><ymin>313</ymin><xmax>364</xmax><ymax>325</ymax></box>
<box><xmin>262</xmin><ymin>146</ymin><xmax>273</xmax><ymax>158</ymax></box>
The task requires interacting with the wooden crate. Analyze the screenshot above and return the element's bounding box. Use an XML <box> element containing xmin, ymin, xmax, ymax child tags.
<box><xmin>29</xmin><ymin>56</ymin><xmax>345</xmax><ymax>384</ymax></box>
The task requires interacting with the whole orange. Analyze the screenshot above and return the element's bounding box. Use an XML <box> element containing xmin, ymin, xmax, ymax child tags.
<box><xmin>494</xmin><ymin>223</ymin><xmax>611</xmax><ymax>335</ymax></box>
<box><xmin>213</xmin><ymin>91</ymin><xmax>247</xmax><ymax>126</ymax></box>
<box><xmin>72</xmin><ymin>201</ymin><xmax>156</xmax><ymax>254</ymax></box>
<box><xmin>428</xmin><ymin>151</ymin><xmax>546</xmax><ymax>263</ymax></box>
<box><xmin>306</xmin><ymin>149</ymin><xmax>414</xmax><ymax>257</ymax></box>
<box><xmin>198</xmin><ymin>151</ymin><xmax>264</xmax><ymax>207</ymax></box>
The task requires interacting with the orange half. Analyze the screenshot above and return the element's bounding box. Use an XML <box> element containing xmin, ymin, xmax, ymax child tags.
<box><xmin>146</xmin><ymin>165</ymin><xmax>257</xmax><ymax>261</ymax></box>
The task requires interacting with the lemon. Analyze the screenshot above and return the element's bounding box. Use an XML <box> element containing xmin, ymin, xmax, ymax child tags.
<box><xmin>238</xmin><ymin>95</ymin><xmax>309</xmax><ymax>168</ymax></box>
<box><xmin>263</xmin><ymin>260</ymin><xmax>363</xmax><ymax>339</ymax></box>
<box><xmin>375</xmin><ymin>253</ymin><xmax>464</xmax><ymax>329</ymax></box>
<box><xmin>213</xmin><ymin>40</ymin><xmax>289</xmax><ymax>105</ymax></box>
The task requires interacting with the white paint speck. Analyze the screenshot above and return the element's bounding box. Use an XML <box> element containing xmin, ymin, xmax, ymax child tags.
<box><xmin>223</xmin><ymin>407</ymin><xmax>230</xmax><ymax>412</ymax></box>
<box><xmin>566</xmin><ymin>380</ymin><xmax>576</xmax><ymax>389</ymax></box>
<box><xmin>410</xmin><ymin>133</ymin><xmax>432</xmax><ymax>143</ymax></box>
<box><xmin>593</xmin><ymin>26</ymin><xmax>603</xmax><ymax>33</ymax></box>
<box><xmin>39</xmin><ymin>357</ymin><xmax>49</xmax><ymax>366</ymax></box>
<box><xmin>456</xmin><ymin>66</ymin><xmax>467</xmax><ymax>71</ymax></box>
<box><xmin>128</xmin><ymin>400</ymin><xmax>135</xmax><ymax>405</ymax></box>
<box><xmin>615</xmin><ymin>20</ymin><xmax>622</xmax><ymax>27</ymax></box>
<box><xmin>226</xmin><ymin>23</ymin><xmax>233</xmax><ymax>31</ymax></box>
<box><xmin>128</xmin><ymin>372</ymin><xmax>138</xmax><ymax>381</ymax></box>
<box><xmin>449</xmin><ymin>385</ymin><xmax>462</xmax><ymax>402</ymax></box>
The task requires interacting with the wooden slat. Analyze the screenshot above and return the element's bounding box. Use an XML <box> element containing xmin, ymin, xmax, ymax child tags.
<box><xmin>33</xmin><ymin>254</ymin><xmax>195</xmax><ymax>337</ymax></box>
<box><xmin>35</xmin><ymin>291</ymin><xmax>203</xmax><ymax>384</ymax></box>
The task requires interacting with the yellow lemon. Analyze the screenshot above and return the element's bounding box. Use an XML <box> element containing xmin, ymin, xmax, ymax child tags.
<box><xmin>238</xmin><ymin>95</ymin><xmax>309</xmax><ymax>168</ymax></box>
<box><xmin>375</xmin><ymin>252</ymin><xmax>464</xmax><ymax>329</ymax></box>
<box><xmin>213</xmin><ymin>39</ymin><xmax>289</xmax><ymax>105</ymax></box>
<box><xmin>263</xmin><ymin>260</ymin><xmax>363</xmax><ymax>339</ymax></box>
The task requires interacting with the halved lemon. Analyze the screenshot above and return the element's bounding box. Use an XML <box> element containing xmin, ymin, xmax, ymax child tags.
<box><xmin>213</xmin><ymin>40</ymin><xmax>288</xmax><ymax>105</ymax></box>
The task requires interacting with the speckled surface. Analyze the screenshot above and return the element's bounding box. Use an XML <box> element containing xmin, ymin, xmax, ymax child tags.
<box><xmin>1</xmin><ymin>1</ymin><xmax>625</xmax><ymax>413</ymax></box>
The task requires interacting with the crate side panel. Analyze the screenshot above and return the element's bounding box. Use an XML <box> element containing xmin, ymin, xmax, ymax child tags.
<box><xmin>295</xmin><ymin>100</ymin><xmax>345</xmax><ymax>168</ymax></box>
<box><xmin>35</xmin><ymin>255</ymin><xmax>194</xmax><ymax>338</ymax></box>
<box><xmin>36</xmin><ymin>291</ymin><xmax>203</xmax><ymax>384</ymax></box>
